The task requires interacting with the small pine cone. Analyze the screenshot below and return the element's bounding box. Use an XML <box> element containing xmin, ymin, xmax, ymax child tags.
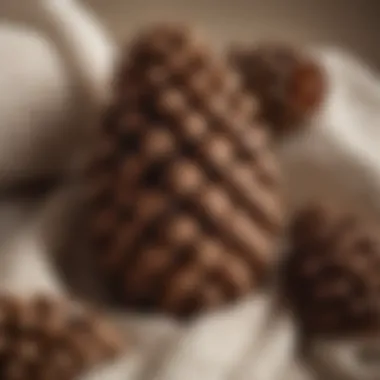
<box><xmin>0</xmin><ymin>294</ymin><xmax>124</xmax><ymax>380</ymax></box>
<box><xmin>283</xmin><ymin>203</ymin><xmax>380</xmax><ymax>338</ymax></box>
<box><xmin>229</xmin><ymin>44</ymin><xmax>325</xmax><ymax>137</ymax></box>
<box><xmin>87</xmin><ymin>23</ymin><xmax>284</xmax><ymax>318</ymax></box>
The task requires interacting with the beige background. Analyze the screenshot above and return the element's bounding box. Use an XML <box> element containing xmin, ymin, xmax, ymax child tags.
<box><xmin>84</xmin><ymin>0</ymin><xmax>380</xmax><ymax>69</ymax></box>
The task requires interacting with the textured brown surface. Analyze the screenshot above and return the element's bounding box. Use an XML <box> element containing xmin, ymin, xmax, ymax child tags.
<box><xmin>0</xmin><ymin>294</ymin><xmax>123</xmax><ymax>380</ymax></box>
<box><xmin>87</xmin><ymin>23</ymin><xmax>283</xmax><ymax>318</ymax></box>
<box><xmin>283</xmin><ymin>203</ymin><xmax>380</xmax><ymax>338</ymax></box>
<box><xmin>229</xmin><ymin>44</ymin><xmax>325</xmax><ymax>136</ymax></box>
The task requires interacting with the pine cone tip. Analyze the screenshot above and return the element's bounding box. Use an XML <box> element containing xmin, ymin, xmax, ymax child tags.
<box><xmin>229</xmin><ymin>43</ymin><xmax>326</xmax><ymax>137</ymax></box>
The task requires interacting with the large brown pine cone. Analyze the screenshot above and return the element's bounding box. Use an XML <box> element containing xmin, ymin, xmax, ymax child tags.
<box><xmin>87</xmin><ymin>24</ymin><xmax>284</xmax><ymax>318</ymax></box>
<box><xmin>229</xmin><ymin>44</ymin><xmax>325</xmax><ymax>137</ymax></box>
<box><xmin>0</xmin><ymin>294</ymin><xmax>123</xmax><ymax>380</ymax></box>
<box><xmin>283</xmin><ymin>203</ymin><xmax>380</xmax><ymax>338</ymax></box>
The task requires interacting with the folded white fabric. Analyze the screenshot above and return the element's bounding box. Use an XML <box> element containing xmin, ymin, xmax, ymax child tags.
<box><xmin>81</xmin><ymin>299</ymin><xmax>298</xmax><ymax>380</ymax></box>
<box><xmin>0</xmin><ymin>0</ymin><xmax>115</xmax><ymax>184</ymax></box>
<box><xmin>278</xmin><ymin>48</ymin><xmax>380</xmax><ymax>221</ymax></box>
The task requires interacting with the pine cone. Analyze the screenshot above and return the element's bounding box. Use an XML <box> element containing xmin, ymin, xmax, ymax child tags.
<box><xmin>0</xmin><ymin>294</ymin><xmax>123</xmax><ymax>380</ymax></box>
<box><xmin>87</xmin><ymin>23</ymin><xmax>284</xmax><ymax>318</ymax></box>
<box><xmin>283</xmin><ymin>203</ymin><xmax>380</xmax><ymax>337</ymax></box>
<box><xmin>229</xmin><ymin>44</ymin><xmax>325</xmax><ymax>136</ymax></box>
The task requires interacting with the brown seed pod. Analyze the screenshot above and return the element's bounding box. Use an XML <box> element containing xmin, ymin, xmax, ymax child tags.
<box><xmin>283</xmin><ymin>202</ymin><xmax>380</xmax><ymax>338</ymax></box>
<box><xmin>0</xmin><ymin>294</ymin><xmax>124</xmax><ymax>380</ymax></box>
<box><xmin>87</xmin><ymin>23</ymin><xmax>284</xmax><ymax>318</ymax></box>
<box><xmin>229</xmin><ymin>43</ymin><xmax>326</xmax><ymax>137</ymax></box>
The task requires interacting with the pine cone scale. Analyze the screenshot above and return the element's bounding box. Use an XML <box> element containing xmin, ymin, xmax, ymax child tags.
<box><xmin>284</xmin><ymin>204</ymin><xmax>380</xmax><ymax>337</ymax></box>
<box><xmin>0</xmin><ymin>295</ymin><xmax>123</xmax><ymax>380</ymax></box>
<box><xmin>229</xmin><ymin>44</ymin><xmax>325</xmax><ymax>136</ymax></box>
<box><xmin>88</xmin><ymin>24</ymin><xmax>283</xmax><ymax>316</ymax></box>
